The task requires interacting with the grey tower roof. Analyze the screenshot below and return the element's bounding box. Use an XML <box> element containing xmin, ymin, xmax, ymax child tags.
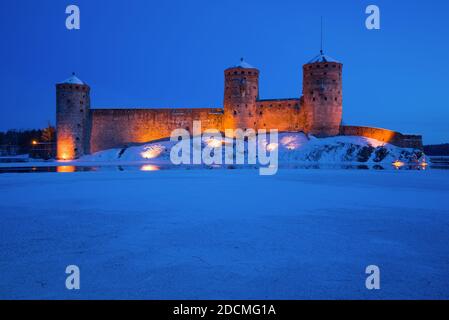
<box><xmin>61</xmin><ymin>73</ymin><xmax>85</xmax><ymax>85</ymax></box>
<box><xmin>230</xmin><ymin>58</ymin><xmax>256</xmax><ymax>69</ymax></box>
<box><xmin>307</xmin><ymin>52</ymin><xmax>340</xmax><ymax>64</ymax></box>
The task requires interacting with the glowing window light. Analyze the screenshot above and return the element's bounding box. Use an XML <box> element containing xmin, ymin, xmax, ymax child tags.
<box><xmin>31</xmin><ymin>140</ymin><xmax>38</xmax><ymax>145</ymax></box>
<box><xmin>140</xmin><ymin>164</ymin><xmax>160</xmax><ymax>171</ymax></box>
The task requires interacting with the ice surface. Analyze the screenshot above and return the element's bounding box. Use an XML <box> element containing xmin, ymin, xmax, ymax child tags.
<box><xmin>0</xmin><ymin>168</ymin><xmax>448</xmax><ymax>299</ymax></box>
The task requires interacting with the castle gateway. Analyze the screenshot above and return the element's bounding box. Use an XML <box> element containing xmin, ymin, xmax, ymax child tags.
<box><xmin>56</xmin><ymin>53</ymin><xmax>423</xmax><ymax>160</ymax></box>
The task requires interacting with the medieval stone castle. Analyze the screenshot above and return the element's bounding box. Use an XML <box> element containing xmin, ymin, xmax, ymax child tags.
<box><xmin>56</xmin><ymin>51</ymin><xmax>422</xmax><ymax>160</ymax></box>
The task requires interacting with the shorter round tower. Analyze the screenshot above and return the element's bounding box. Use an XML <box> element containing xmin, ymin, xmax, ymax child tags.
<box><xmin>56</xmin><ymin>73</ymin><xmax>91</xmax><ymax>160</ymax></box>
<box><xmin>223</xmin><ymin>59</ymin><xmax>259</xmax><ymax>133</ymax></box>
<box><xmin>302</xmin><ymin>52</ymin><xmax>343</xmax><ymax>137</ymax></box>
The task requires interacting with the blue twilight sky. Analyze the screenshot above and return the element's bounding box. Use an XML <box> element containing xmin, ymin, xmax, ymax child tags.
<box><xmin>0</xmin><ymin>0</ymin><xmax>448</xmax><ymax>144</ymax></box>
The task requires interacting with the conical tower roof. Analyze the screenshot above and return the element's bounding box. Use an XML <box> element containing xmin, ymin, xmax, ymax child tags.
<box><xmin>61</xmin><ymin>73</ymin><xmax>85</xmax><ymax>85</ymax></box>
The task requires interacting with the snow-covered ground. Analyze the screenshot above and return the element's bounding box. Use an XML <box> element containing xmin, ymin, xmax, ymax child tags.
<box><xmin>1</xmin><ymin>168</ymin><xmax>448</xmax><ymax>299</ymax></box>
<box><xmin>79</xmin><ymin>133</ymin><xmax>426</xmax><ymax>165</ymax></box>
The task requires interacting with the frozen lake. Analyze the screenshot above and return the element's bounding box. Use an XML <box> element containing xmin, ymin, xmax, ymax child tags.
<box><xmin>0</xmin><ymin>168</ymin><xmax>448</xmax><ymax>299</ymax></box>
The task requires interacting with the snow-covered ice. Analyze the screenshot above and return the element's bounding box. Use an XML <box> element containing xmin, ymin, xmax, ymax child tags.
<box><xmin>0</xmin><ymin>168</ymin><xmax>448</xmax><ymax>299</ymax></box>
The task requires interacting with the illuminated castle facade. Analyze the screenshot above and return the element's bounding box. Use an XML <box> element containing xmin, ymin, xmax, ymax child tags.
<box><xmin>56</xmin><ymin>52</ymin><xmax>422</xmax><ymax>160</ymax></box>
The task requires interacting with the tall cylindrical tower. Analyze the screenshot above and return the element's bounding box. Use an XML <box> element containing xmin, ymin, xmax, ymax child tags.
<box><xmin>223</xmin><ymin>59</ymin><xmax>259</xmax><ymax>133</ymax></box>
<box><xmin>302</xmin><ymin>52</ymin><xmax>342</xmax><ymax>137</ymax></box>
<box><xmin>56</xmin><ymin>74</ymin><xmax>91</xmax><ymax>160</ymax></box>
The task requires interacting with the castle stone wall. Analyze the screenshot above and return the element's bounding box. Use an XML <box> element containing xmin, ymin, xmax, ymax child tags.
<box><xmin>340</xmin><ymin>125</ymin><xmax>423</xmax><ymax>150</ymax></box>
<box><xmin>89</xmin><ymin>108</ymin><xmax>223</xmax><ymax>153</ymax></box>
<box><xmin>256</xmin><ymin>99</ymin><xmax>305</xmax><ymax>132</ymax></box>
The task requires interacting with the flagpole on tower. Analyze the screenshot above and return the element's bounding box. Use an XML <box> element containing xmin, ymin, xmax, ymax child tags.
<box><xmin>320</xmin><ymin>16</ymin><xmax>324</xmax><ymax>55</ymax></box>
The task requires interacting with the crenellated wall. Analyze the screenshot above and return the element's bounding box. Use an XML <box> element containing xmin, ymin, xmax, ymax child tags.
<box><xmin>89</xmin><ymin>108</ymin><xmax>223</xmax><ymax>153</ymax></box>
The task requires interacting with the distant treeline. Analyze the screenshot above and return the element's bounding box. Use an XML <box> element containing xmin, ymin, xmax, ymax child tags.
<box><xmin>423</xmin><ymin>144</ymin><xmax>449</xmax><ymax>156</ymax></box>
<box><xmin>0</xmin><ymin>127</ymin><xmax>55</xmax><ymax>156</ymax></box>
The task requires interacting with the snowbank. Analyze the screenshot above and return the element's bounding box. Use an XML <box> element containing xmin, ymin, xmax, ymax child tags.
<box><xmin>80</xmin><ymin>133</ymin><xmax>425</xmax><ymax>165</ymax></box>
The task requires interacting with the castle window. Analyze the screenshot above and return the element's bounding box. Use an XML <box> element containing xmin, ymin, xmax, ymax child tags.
<box><xmin>75</xmin><ymin>86</ymin><xmax>79</xmax><ymax>90</ymax></box>
<box><xmin>77</xmin><ymin>124</ymin><xmax>81</xmax><ymax>128</ymax></box>
<box><xmin>324</xmin><ymin>97</ymin><xmax>328</xmax><ymax>101</ymax></box>
<box><xmin>313</xmin><ymin>98</ymin><xmax>316</xmax><ymax>101</ymax></box>
<box><xmin>335</xmin><ymin>97</ymin><xmax>337</xmax><ymax>101</ymax></box>
<box><xmin>80</xmin><ymin>101</ymin><xmax>83</xmax><ymax>105</ymax></box>
<box><xmin>259</xmin><ymin>111</ymin><xmax>263</xmax><ymax>115</ymax></box>
<box><xmin>80</xmin><ymin>109</ymin><xmax>83</xmax><ymax>112</ymax></box>
<box><xmin>241</xmin><ymin>71</ymin><xmax>245</xmax><ymax>74</ymax></box>
<box><xmin>67</xmin><ymin>99</ymin><xmax>71</xmax><ymax>103</ymax></box>
<box><xmin>234</xmin><ymin>71</ymin><xmax>237</xmax><ymax>75</ymax></box>
<box><xmin>325</xmin><ymin>64</ymin><xmax>329</xmax><ymax>68</ymax></box>
<box><xmin>76</xmin><ymin>137</ymin><xmax>80</xmax><ymax>141</ymax></box>
<box><xmin>234</xmin><ymin>110</ymin><xmax>237</xmax><ymax>115</ymax></box>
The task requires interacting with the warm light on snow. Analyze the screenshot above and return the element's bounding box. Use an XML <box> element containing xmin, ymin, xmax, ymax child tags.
<box><xmin>280</xmin><ymin>135</ymin><xmax>303</xmax><ymax>150</ymax></box>
<box><xmin>266</xmin><ymin>143</ymin><xmax>278</xmax><ymax>152</ymax></box>
<box><xmin>140</xmin><ymin>145</ymin><xmax>164</xmax><ymax>159</ymax></box>
<box><xmin>205</xmin><ymin>137</ymin><xmax>223</xmax><ymax>148</ymax></box>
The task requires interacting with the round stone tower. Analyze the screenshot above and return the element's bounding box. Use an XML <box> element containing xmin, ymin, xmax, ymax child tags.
<box><xmin>56</xmin><ymin>73</ymin><xmax>91</xmax><ymax>160</ymax></box>
<box><xmin>302</xmin><ymin>52</ymin><xmax>342</xmax><ymax>137</ymax></box>
<box><xmin>223</xmin><ymin>59</ymin><xmax>259</xmax><ymax>133</ymax></box>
